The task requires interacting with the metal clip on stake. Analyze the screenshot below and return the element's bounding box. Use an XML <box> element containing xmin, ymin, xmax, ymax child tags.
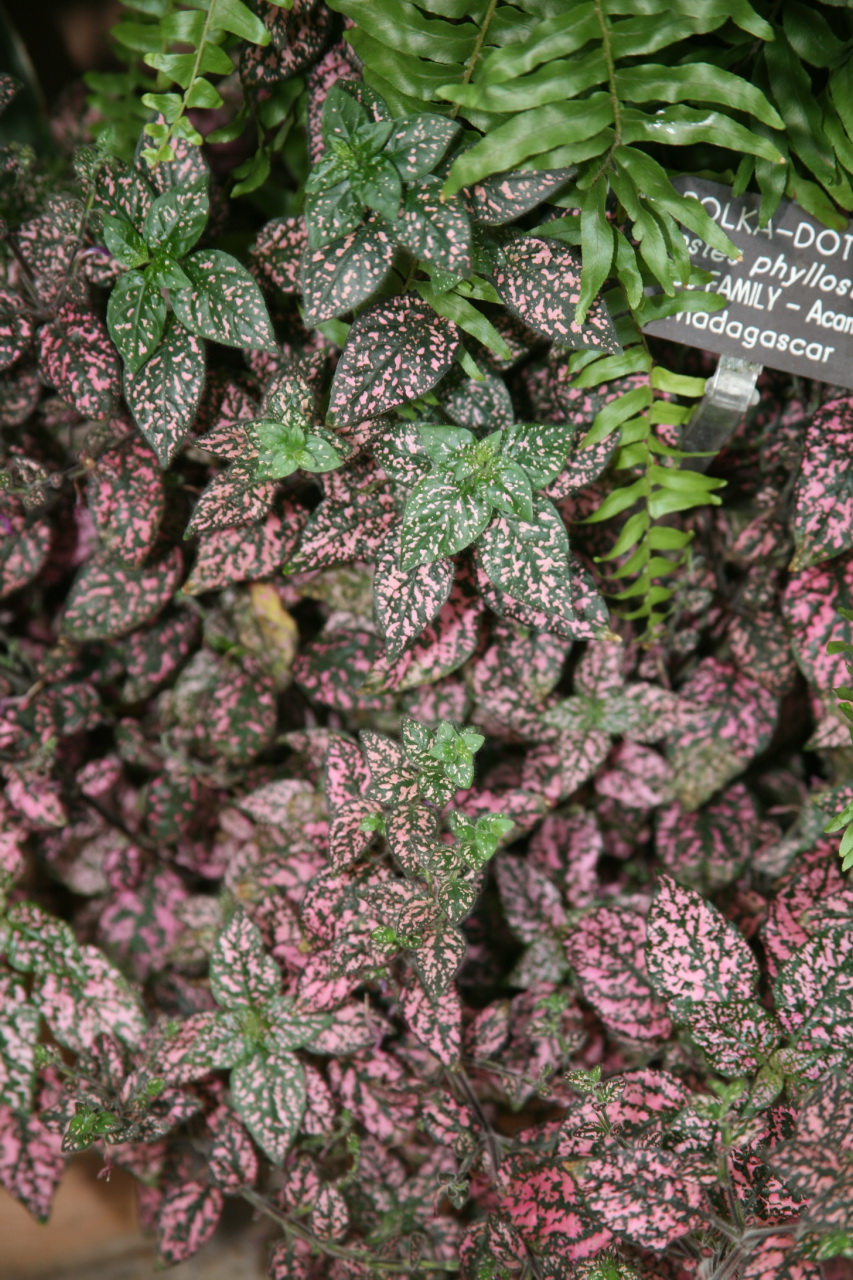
<box><xmin>681</xmin><ymin>355</ymin><xmax>763</xmax><ymax>473</ymax></box>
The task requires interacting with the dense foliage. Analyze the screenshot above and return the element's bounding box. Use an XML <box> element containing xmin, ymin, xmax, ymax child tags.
<box><xmin>2</xmin><ymin>1</ymin><xmax>853</xmax><ymax>1277</ymax></box>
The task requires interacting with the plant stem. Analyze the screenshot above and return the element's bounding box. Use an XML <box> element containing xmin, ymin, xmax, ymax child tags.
<box><xmin>451</xmin><ymin>0</ymin><xmax>500</xmax><ymax>119</ymax></box>
<box><xmin>240</xmin><ymin>1187</ymin><xmax>460</xmax><ymax>1274</ymax></box>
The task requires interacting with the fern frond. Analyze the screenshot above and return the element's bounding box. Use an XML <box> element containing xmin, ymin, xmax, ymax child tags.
<box><xmin>571</xmin><ymin>311</ymin><xmax>724</xmax><ymax>645</ymax></box>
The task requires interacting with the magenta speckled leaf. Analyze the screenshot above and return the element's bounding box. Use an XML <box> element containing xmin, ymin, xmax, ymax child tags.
<box><xmin>172</xmin><ymin>250</ymin><xmax>277</xmax><ymax>352</ymax></box>
<box><xmin>196</xmin><ymin>660</ymin><xmax>278</xmax><ymax>763</ymax></box>
<box><xmin>495</xmin><ymin>855</ymin><xmax>566</xmax><ymax>946</ymax></box>
<box><xmin>478</xmin><ymin>499</ymin><xmax>576</xmax><ymax>632</ymax></box>
<box><xmin>500</xmin><ymin>1161</ymin><xmax>613</xmax><ymax>1259</ymax></box>
<box><xmin>669</xmin><ymin>658</ymin><xmax>778</xmax><ymax>808</ymax></box>
<box><xmin>231</xmin><ymin>1050</ymin><xmax>305</xmax><ymax>1165</ymax></box>
<box><xmin>185</xmin><ymin>467</ymin><xmax>278</xmax><ymax>539</ymax></box>
<box><xmin>236</xmin><ymin>778</ymin><xmax>320</xmax><ymax>829</ymax></box>
<box><xmin>646</xmin><ymin>876</ymin><xmax>759</xmax><ymax>1014</ymax></box>
<box><xmin>774</xmin><ymin>925</ymin><xmax>853</xmax><ymax>1053</ymax></box>
<box><xmin>413</xmin><ymin>921</ymin><xmax>467</xmax><ymax>1000</ymax></box>
<box><xmin>251</xmin><ymin>215</ymin><xmax>307</xmax><ymax>294</ymax></box>
<box><xmin>153</xmin><ymin>1011</ymin><xmax>248</xmax><ymax>1084</ymax></box>
<box><xmin>4</xmin><ymin>771</ymin><xmax>67</xmax><ymax>829</ymax></box>
<box><xmin>399</xmin><ymin>978</ymin><xmax>462</xmax><ymax>1067</ymax></box>
<box><xmin>491</xmin><ymin>236</ymin><xmax>618</xmax><ymax>353</ymax></box>
<box><xmin>581</xmin><ymin>1149</ymin><xmax>708</xmax><ymax>1250</ymax></box>
<box><xmin>0</xmin><ymin>973</ymin><xmax>39</xmax><ymax>1114</ymax></box>
<box><xmin>38</xmin><ymin>304</ymin><xmax>120</xmax><ymax>419</ymax></box>
<box><xmin>595</xmin><ymin>742</ymin><xmax>673</xmax><ymax>810</ymax></box>
<box><xmin>741</xmin><ymin>1236</ymin><xmax>822</xmax><ymax>1280</ymax></box>
<box><xmin>293</xmin><ymin>629</ymin><xmax>391</xmax><ymax>713</ymax></box>
<box><xmin>655</xmin><ymin>784</ymin><xmax>765</xmax><ymax>893</ymax></box>
<box><xmin>568</xmin><ymin>906</ymin><xmax>671</xmax><ymax>1043</ymax></box>
<box><xmin>762</xmin><ymin>845</ymin><xmax>853</xmax><ymax>979</ymax></box>
<box><xmin>471</xmin><ymin>169</ymin><xmax>573</xmax><ymax>226</ymax></box>
<box><xmin>782</xmin><ymin>552</ymin><xmax>853</xmax><ymax>691</ymax></box>
<box><xmin>373</xmin><ymin>533</ymin><xmax>455</xmax><ymax>661</ymax></box>
<box><xmin>0</xmin><ymin>362</ymin><xmax>40</xmax><ymax>426</ymax></box>
<box><xmin>792</xmin><ymin>397</ymin><xmax>853</xmax><ymax>570</ymax></box>
<box><xmin>0</xmin><ymin>1104</ymin><xmax>63</xmax><ymax>1223</ymax></box>
<box><xmin>289</xmin><ymin>457</ymin><xmax>397</xmax><ymax>570</ymax></box>
<box><xmin>299</xmin><ymin>218</ymin><xmax>395</xmax><ymax>324</ymax></box>
<box><xmin>93</xmin><ymin>155</ymin><xmax>153</xmax><ymax>226</ymax></box>
<box><xmin>311</xmin><ymin>1002</ymin><xmax>378</xmax><ymax>1055</ymax></box>
<box><xmin>184</xmin><ymin>505</ymin><xmax>304</xmax><ymax>594</ymax></box>
<box><xmin>207</xmin><ymin>1108</ymin><xmax>258</xmax><ymax>1192</ymax></box>
<box><xmin>88</xmin><ymin>435</ymin><xmax>164</xmax><ymax>567</ymax></box>
<box><xmin>0</xmin><ymin>287</ymin><xmax>33</xmax><ymax>370</ymax></box>
<box><xmin>124</xmin><ymin>315</ymin><xmax>205</xmax><ymax>467</ymax></box>
<box><xmin>385</xmin><ymin>802</ymin><xmax>440</xmax><ymax>877</ymax></box>
<box><xmin>324</xmin><ymin>734</ymin><xmax>369</xmax><ymax>810</ymax></box>
<box><xmin>240</xmin><ymin>2</ymin><xmax>331</xmax><ymax>84</ymax></box>
<box><xmin>522</xmin><ymin>728</ymin><xmax>610</xmax><ymax>805</ymax></box>
<box><xmin>123</xmin><ymin>608</ymin><xmax>200</xmax><ymax>701</ymax></box>
<box><xmin>368</xmin><ymin>564</ymin><xmax>484</xmax><ymax>693</ymax></box>
<box><xmin>329</xmin><ymin>799</ymin><xmax>376</xmax><ymax>870</ymax></box>
<box><xmin>156</xmin><ymin>1179</ymin><xmax>223</xmax><ymax>1267</ymax></box>
<box><xmin>400</xmin><ymin>475</ymin><xmax>491</xmax><ymax>570</ymax></box>
<box><xmin>310</xmin><ymin>1184</ymin><xmax>349</xmax><ymax>1241</ymax></box>
<box><xmin>210</xmin><ymin>909</ymin><xmax>281</xmax><ymax>1008</ymax></box>
<box><xmin>0</xmin><ymin>507</ymin><xmax>51</xmax><ymax>599</ymax></box>
<box><xmin>361</xmin><ymin>731</ymin><xmax>419</xmax><ymax>808</ymax></box>
<box><xmin>685</xmin><ymin>998</ymin><xmax>780</xmax><ymax>1076</ymax></box>
<box><xmin>728</xmin><ymin>609</ymin><xmax>797</xmax><ymax>698</ymax></box>
<box><xmin>61</xmin><ymin>547</ymin><xmax>182</xmax><ymax>641</ymax></box>
<box><xmin>396</xmin><ymin>178</ymin><xmax>471</xmax><ymax>276</ymax></box>
<box><xmin>327</xmin><ymin>295</ymin><xmax>459</xmax><ymax>427</ymax></box>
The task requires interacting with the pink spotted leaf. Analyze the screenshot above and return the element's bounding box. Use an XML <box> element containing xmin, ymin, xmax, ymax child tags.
<box><xmin>774</xmin><ymin>925</ymin><xmax>853</xmax><ymax>1054</ymax></box>
<box><xmin>685</xmin><ymin>999</ymin><xmax>781</xmax><ymax>1077</ymax></box>
<box><xmin>568</xmin><ymin>906</ymin><xmax>672</xmax><ymax>1044</ymax></box>
<box><xmin>231</xmin><ymin>1050</ymin><xmax>305</xmax><ymax>1164</ymax></box>
<box><xmin>87</xmin><ymin>434</ymin><xmax>164</xmax><ymax>567</ymax></box>
<box><xmin>0</xmin><ymin>1102</ymin><xmax>64</xmax><ymax>1223</ymax></box>
<box><xmin>490</xmin><ymin>234</ymin><xmax>619</xmax><ymax>353</ymax></box>
<box><xmin>38</xmin><ymin>303</ymin><xmax>120</xmax><ymax>419</ymax></box>
<box><xmin>0</xmin><ymin>973</ymin><xmax>39</xmax><ymax>1113</ymax></box>
<box><xmin>124</xmin><ymin>315</ymin><xmax>205</xmax><ymax>466</ymax></box>
<box><xmin>184</xmin><ymin>504</ymin><xmax>305</xmax><ymax>594</ymax></box>
<box><xmin>152</xmin><ymin>1011</ymin><xmax>250</xmax><ymax>1084</ymax></box>
<box><xmin>792</xmin><ymin>397</ymin><xmax>853</xmax><ymax>570</ymax></box>
<box><xmin>299</xmin><ymin>216</ymin><xmax>396</xmax><ymax>324</ymax></box>
<box><xmin>310</xmin><ymin>1184</ymin><xmax>349</xmax><ymax>1241</ymax></box>
<box><xmin>646</xmin><ymin>875</ymin><xmax>760</xmax><ymax>1015</ymax></box>
<box><xmin>327</xmin><ymin>295</ymin><xmax>459</xmax><ymax>427</ymax></box>
<box><xmin>373</xmin><ymin>529</ymin><xmax>455</xmax><ymax>661</ymax></box>
<box><xmin>156</xmin><ymin>1179</ymin><xmax>223</xmax><ymax>1267</ymax></box>
<box><xmin>471</xmin><ymin>169</ymin><xmax>574</xmax><ymax>226</ymax></box>
<box><xmin>499</xmin><ymin>1161</ymin><xmax>613</xmax><ymax>1259</ymax></box>
<box><xmin>0</xmin><ymin>287</ymin><xmax>34</xmax><ymax>370</ymax></box>
<box><xmin>209</xmin><ymin>909</ymin><xmax>281</xmax><ymax>1008</ymax></box>
<box><xmin>171</xmin><ymin>250</ymin><xmax>277</xmax><ymax>352</ymax></box>
<box><xmin>477</xmin><ymin>500</ymin><xmax>579</xmax><ymax>635</ymax></box>
<box><xmin>60</xmin><ymin>546</ymin><xmax>182</xmax><ymax>640</ymax></box>
<box><xmin>399</xmin><ymin>976</ymin><xmax>462</xmax><ymax>1068</ymax></box>
<box><xmin>207</xmin><ymin>1107</ymin><xmax>258</xmax><ymax>1192</ymax></box>
<box><xmin>580</xmin><ymin>1149</ymin><xmax>708</xmax><ymax>1250</ymax></box>
<box><xmin>250</xmin><ymin>214</ymin><xmax>307</xmax><ymax>293</ymax></box>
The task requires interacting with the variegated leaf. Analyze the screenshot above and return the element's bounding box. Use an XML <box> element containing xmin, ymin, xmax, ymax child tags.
<box><xmin>327</xmin><ymin>295</ymin><xmax>458</xmax><ymax>427</ymax></box>
<box><xmin>156</xmin><ymin>1179</ymin><xmax>223</xmax><ymax>1267</ymax></box>
<box><xmin>88</xmin><ymin>435</ymin><xmax>164</xmax><ymax>567</ymax></box>
<box><xmin>299</xmin><ymin>217</ymin><xmax>395</xmax><ymax>324</ymax></box>
<box><xmin>478</xmin><ymin>499</ymin><xmax>576</xmax><ymax>632</ymax></box>
<box><xmin>39</xmin><ymin>303</ymin><xmax>120</xmax><ymax>419</ymax></box>
<box><xmin>124</xmin><ymin>315</ymin><xmax>205</xmax><ymax>466</ymax></box>
<box><xmin>791</xmin><ymin>397</ymin><xmax>853</xmax><ymax>570</ymax></box>
<box><xmin>61</xmin><ymin>547</ymin><xmax>182</xmax><ymax>640</ymax></box>
<box><xmin>581</xmin><ymin>1149</ymin><xmax>708</xmax><ymax>1250</ymax></box>
<box><xmin>399</xmin><ymin>977</ymin><xmax>462</xmax><ymax>1068</ymax></box>
<box><xmin>373</xmin><ymin>529</ymin><xmax>455</xmax><ymax>661</ymax></box>
<box><xmin>568</xmin><ymin>906</ymin><xmax>671</xmax><ymax>1043</ymax></box>
<box><xmin>184</xmin><ymin>505</ymin><xmax>304</xmax><ymax>594</ymax></box>
<box><xmin>210</xmin><ymin>909</ymin><xmax>281</xmax><ymax>1008</ymax></box>
<box><xmin>491</xmin><ymin>235</ymin><xmax>618</xmax><ymax>353</ymax></box>
<box><xmin>646</xmin><ymin>875</ymin><xmax>760</xmax><ymax>1014</ymax></box>
<box><xmin>231</xmin><ymin>1050</ymin><xmax>306</xmax><ymax>1165</ymax></box>
<box><xmin>172</xmin><ymin>250</ymin><xmax>277</xmax><ymax>351</ymax></box>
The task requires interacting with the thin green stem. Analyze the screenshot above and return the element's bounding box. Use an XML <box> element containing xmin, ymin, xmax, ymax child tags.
<box><xmin>451</xmin><ymin>0</ymin><xmax>500</xmax><ymax>119</ymax></box>
<box><xmin>241</xmin><ymin>1188</ymin><xmax>460</xmax><ymax>1274</ymax></box>
<box><xmin>589</xmin><ymin>0</ymin><xmax>622</xmax><ymax>186</ymax></box>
